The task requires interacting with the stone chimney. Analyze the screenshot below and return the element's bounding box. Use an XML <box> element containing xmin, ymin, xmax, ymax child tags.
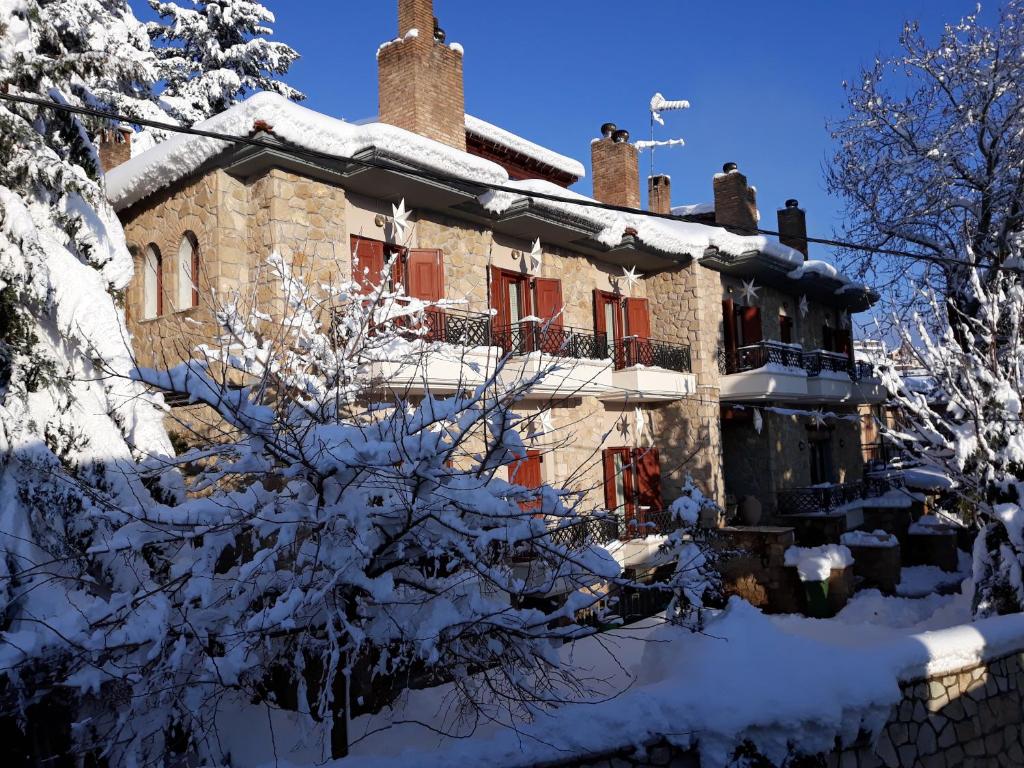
<box><xmin>591</xmin><ymin>123</ymin><xmax>640</xmax><ymax>209</ymax></box>
<box><xmin>648</xmin><ymin>174</ymin><xmax>672</xmax><ymax>215</ymax></box>
<box><xmin>777</xmin><ymin>199</ymin><xmax>809</xmax><ymax>260</ymax></box>
<box><xmin>378</xmin><ymin>0</ymin><xmax>466</xmax><ymax>151</ymax></box>
<box><xmin>98</xmin><ymin>126</ymin><xmax>132</xmax><ymax>173</ymax></box>
<box><xmin>713</xmin><ymin>162</ymin><xmax>758</xmax><ymax>234</ymax></box>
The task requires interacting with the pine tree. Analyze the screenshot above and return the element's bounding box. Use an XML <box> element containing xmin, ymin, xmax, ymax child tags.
<box><xmin>0</xmin><ymin>0</ymin><xmax>173</xmax><ymax>761</ymax></box>
<box><xmin>148</xmin><ymin>0</ymin><xmax>304</xmax><ymax>124</ymax></box>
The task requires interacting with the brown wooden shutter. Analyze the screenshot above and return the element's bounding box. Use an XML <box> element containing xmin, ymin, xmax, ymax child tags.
<box><xmin>594</xmin><ymin>289</ymin><xmax>607</xmax><ymax>335</ymax></box>
<box><xmin>602</xmin><ymin>449</ymin><xmax>618</xmax><ymax>512</ymax></box>
<box><xmin>351</xmin><ymin>235</ymin><xmax>385</xmax><ymax>293</ymax></box>
<box><xmin>625</xmin><ymin>298</ymin><xmax>651</xmax><ymax>339</ymax></box>
<box><xmin>741</xmin><ymin>306</ymin><xmax>762</xmax><ymax>344</ymax></box>
<box><xmin>634</xmin><ymin>447</ymin><xmax>663</xmax><ymax>512</ymax></box>
<box><xmin>510</xmin><ymin>450</ymin><xmax>543</xmax><ymax>514</ymax></box>
<box><xmin>534</xmin><ymin>278</ymin><xmax>564</xmax><ymax>327</ymax></box>
<box><xmin>723</xmin><ymin>298</ymin><xmax>737</xmax><ymax>352</ymax></box>
<box><xmin>406</xmin><ymin>249</ymin><xmax>444</xmax><ymax>301</ymax></box>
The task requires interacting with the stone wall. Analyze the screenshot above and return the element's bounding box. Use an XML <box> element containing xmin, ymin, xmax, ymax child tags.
<box><xmin>720</xmin><ymin>275</ymin><xmax>844</xmax><ymax>351</ymax></box>
<box><xmin>536</xmin><ymin>650</ymin><xmax>1024</xmax><ymax>767</ymax></box>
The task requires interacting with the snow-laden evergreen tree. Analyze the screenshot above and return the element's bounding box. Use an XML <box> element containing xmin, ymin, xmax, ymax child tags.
<box><xmin>883</xmin><ymin>242</ymin><xmax>1024</xmax><ymax>618</ymax></box>
<box><xmin>148</xmin><ymin>0</ymin><xmax>304</xmax><ymax>124</ymax></box>
<box><xmin>0</xmin><ymin>0</ymin><xmax>175</xmax><ymax>762</ymax></box>
<box><xmin>827</xmin><ymin>2</ymin><xmax>1024</xmax><ymax>334</ymax></box>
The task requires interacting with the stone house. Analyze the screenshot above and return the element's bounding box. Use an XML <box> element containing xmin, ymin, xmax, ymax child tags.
<box><xmin>101</xmin><ymin>0</ymin><xmax>886</xmax><ymax>569</ymax></box>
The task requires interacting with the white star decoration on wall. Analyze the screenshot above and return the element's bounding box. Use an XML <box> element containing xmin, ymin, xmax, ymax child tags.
<box><xmin>753</xmin><ymin>408</ymin><xmax>763</xmax><ymax>435</ymax></box>
<box><xmin>839</xmin><ymin>310</ymin><xmax>850</xmax><ymax>329</ymax></box>
<box><xmin>741</xmin><ymin>279</ymin><xmax>760</xmax><ymax>304</ymax></box>
<box><xmin>799</xmin><ymin>294</ymin><xmax>810</xmax><ymax>318</ymax></box>
<box><xmin>616</xmin><ymin>414</ymin><xmax>631</xmax><ymax>440</ymax></box>
<box><xmin>811</xmin><ymin>409</ymin><xmax>827</xmax><ymax>428</ymax></box>
<box><xmin>633</xmin><ymin>407</ymin><xmax>646</xmax><ymax>445</ymax></box>
<box><xmin>529</xmin><ymin>238</ymin><xmax>543</xmax><ymax>271</ymax></box>
<box><xmin>391</xmin><ymin>199</ymin><xmax>412</xmax><ymax>241</ymax></box>
<box><xmin>622</xmin><ymin>265</ymin><xmax>643</xmax><ymax>293</ymax></box>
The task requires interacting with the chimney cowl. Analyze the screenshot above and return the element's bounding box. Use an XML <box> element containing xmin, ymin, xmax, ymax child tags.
<box><xmin>785</xmin><ymin>198</ymin><xmax>800</xmax><ymax>209</ymax></box>
<box><xmin>723</xmin><ymin>162</ymin><xmax>738</xmax><ymax>173</ymax></box>
<box><xmin>600</xmin><ymin>122</ymin><xmax>617</xmax><ymax>139</ymax></box>
<box><xmin>612</xmin><ymin>129</ymin><xmax>630</xmax><ymax>144</ymax></box>
<box><xmin>433</xmin><ymin>17</ymin><xmax>445</xmax><ymax>43</ymax></box>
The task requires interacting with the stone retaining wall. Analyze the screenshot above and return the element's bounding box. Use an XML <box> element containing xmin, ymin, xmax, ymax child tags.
<box><xmin>538</xmin><ymin>649</ymin><xmax>1024</xmax><ymax>767</ymax></box>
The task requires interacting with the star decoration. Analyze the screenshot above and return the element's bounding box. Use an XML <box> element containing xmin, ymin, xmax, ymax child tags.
<box><xmin>530</xmin><ymin>408</ymin><xmax>554</xmax><ymax>438</ymax></box>
<box><xmin>615</xmin><ymin>414</ymin><xmax>632</xmax><ymax>440</ymax></box>
<box><xmin>633</xmin><ymin>407</ymin><xmax>651</xmax><ymax>446</ymax></box>
<box><xmin>839</xmin><ymin>310</ymin><xmax>850</xmax><ymax>329</ymax></box>
<box><xmin>753</xmin><ymin>408</ymin><xmax>763</xmax><ymax>435</ymax></box>
<box><xmin>741</xmin><ymin>279</ymin><xmax>760</xmax><ymax>304</ymax></box>
<box><xmin>391</xmin><ymin>198</ymin><xmax>412</xmax><ymax>241</ymax></box>
<box><xmin>529</xmin><ymin>238</ymin><xmax>543</xmax><ymax>272</ymax></box>
<box><xmin>799</xmin><ymin>294</ymin><xmax>810</xmax><ymax>318</ymax></box>
<box><xmin>810</xmin><ymin>409</ymin><xmax>827</xmax><ymax>429</ymax></box>
<box><xmin>622</xmin><ymin>265</ymin><xmax>643</xmax><ymax>293</ymax></box>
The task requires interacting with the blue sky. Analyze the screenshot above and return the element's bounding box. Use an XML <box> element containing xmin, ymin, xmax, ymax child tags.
<box><xmin>133</xmin><ymin>0</ymin><xmax>989</xmax><ymax>268</ymax></box>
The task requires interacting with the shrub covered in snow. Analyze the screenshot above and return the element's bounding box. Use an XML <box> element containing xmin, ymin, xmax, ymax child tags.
<box><xmin>661</xmin><ymin>477</ymin><xmax>723</xmax><ymax>629</ymax></box>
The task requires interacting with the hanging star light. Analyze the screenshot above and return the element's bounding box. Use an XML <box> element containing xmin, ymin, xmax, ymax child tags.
<box><xmin>741</xmin><ymin>279</ymin><xmax>760</xmax><ymax>304</ymax></box>
<box><xmin>839</xmin><ymin>310</ymin><xmax>851</xmax><ymax>329</ymax></box>
<box><xmin>615</xmin><ymin>414</ymin><xmax>632</xmax><ymax>440</ymax></box>
<box><xmin>811</xmin><ymin>409</ymin><xmax>827</xmax><ymax>429</ymax></box>
<box><xmin>799</xmin><ymin>294</ymin><xmax>810</xmax><ymax>318</ymax></box>
<box><xmin>391</xmin><ymin>198</ymin><xmax>412</xmax><ymax>241</ymax></box>
<box><xmin>529</xmin><ymin>238</ymin><xmax>543</xmax><ymax>272</ymax></box>
<box><xmin>753</xmin><ymin>408</ymin><xmax>763</xmax><ymax>435</ymax></box>
<box><xmin>537</xmin><ymin>408</ymin><xmax>554</xmax><ymax>436</ymax></box>
<box><xmin>622</xmin><ymin>265</ymin><xmax>643</xmax><ymax>293</ymax></box>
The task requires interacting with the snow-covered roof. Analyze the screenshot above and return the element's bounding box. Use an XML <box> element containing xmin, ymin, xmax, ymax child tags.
<box><xmin>105</xmin><ymin>93</ymin><xmax>871</xmax><ymax>303</ymax></box>
<box><xmin>671</xmin><ymin>202</ymin><xmax>714</xmax><ymax>217</ymax></box>
<box><xmin>464</xmin><ymin>114</ymin><xmax>585</xmax><ymax>180</ymax></box>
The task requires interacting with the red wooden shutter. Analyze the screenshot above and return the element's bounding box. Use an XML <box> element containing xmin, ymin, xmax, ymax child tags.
<box><xmin>741</xmin><ymin>306</ymin><xmax>762</xmax><ymax>344</ymax></box>
<box><xmin>722</xmin><ymin>299</ymin><xmax>737</xmax><ymax>352</ymax></box>
<box><xmin>835</xmin><ymin>329</ymin><xmax>852</xmax><ymax>358</ymax></box>
<box><xmin>602</xmin><ymin>449</ymin><xmax>618</xmax><ymax>512</ymax></box>
<box><xmin>625</xmin><ymin>298</ymin><xmax>651</xmax><ymax>339</ymax></box>
<box><xmin>191</xmin><ymin>245</ymin><xmax>200</xmax><ymax>308</ymax></box>
<box><xmin>634</xmin><ymin>446</ymin><xmax>663</xmax><ymax>533</ymax></box>
<box><xmin>407</xmin><ymin>249</ymin><xmax>444</xmax><ymax>341</ymax></box>
<box><xmin>406</xmin><ymin>249</ymin><xmax>445</xmax><ymax>301</ymax></box>
<box><xmin>594</xmin><ymin>289</ymin><xmax>607</xmax><ymax>335</ymax></box>
<box><xmin>534</xmin><ymin>278</ymin><xmax>563</xmax><ymax>327</ymax></box>
<box><xmin>509</xmin><ymin>450</ymin><xmax>543</xmax><ymax>513</ymax></box>
<box><xmin>351</xmin><ymin>235</ymin><xmax>385</xmax><ymax>293</ymax></box>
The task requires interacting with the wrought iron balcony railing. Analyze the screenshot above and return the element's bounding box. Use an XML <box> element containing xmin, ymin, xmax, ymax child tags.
<box><xmin>803</xmin><ymin>350</ymin><xmax>852</xmax><ymax>377</ymax></box>
<box><xmin>776</xmin><ymin>474</ymin><xmax>905</xmax><ymax>515</ymax></box>
<box><xmin>718</xmin><ymin>341</ymin><xmax>805</xmax><ymax>375</ymax></box>
<box><xmin>546</xmin><ymin>508</ymin><xmax>681</xmax><ymax>547</ymax></box>
<box><xmin>613</xmin><ymin>336</ymin><xmax>692</xmax><ymax>374</ymax></box>
<box><xmin>412</xmin><ymin>308</ymin><xmax>494</xmax><ymax>347</ymax></box>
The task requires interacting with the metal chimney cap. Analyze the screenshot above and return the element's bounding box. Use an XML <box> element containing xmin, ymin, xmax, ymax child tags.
<box><xmin>600</xmin><ymin>122</ymin><xmax>618</xmax><ymax>138</ymax></box>
<box><xmin>785</xmin><ymin>198</ymin><xmax>801</xmax><ymax>209</ymax></box>
<box><xmin>723</xmin><ymin>162</ymin><xmax>738</xmax><ymax>173</ymax></box>
<box><xmin>612</xmin><ymin>129</ymin><xmax>630</xmax><ymax>144</ymax></box>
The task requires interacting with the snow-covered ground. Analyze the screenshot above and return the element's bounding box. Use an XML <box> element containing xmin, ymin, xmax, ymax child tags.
<box><xmin>216</xmin><ymin>563</ymin><xmax>1018</xmax><ymax>768</ymax></box>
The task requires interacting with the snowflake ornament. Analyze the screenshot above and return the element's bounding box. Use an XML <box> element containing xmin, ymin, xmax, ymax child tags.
<box><xmin>741</xmin><ymin>279</ymin><xmax>760</xmax><ymax>304</ymax></box>
<box><xmin>529</xmin><ymin>238</ymin><xmax>543</xmax><ymax>271</ymax></box>
<box><xmin>622</xmin><ymin>265</ymin><xmax>643</xmax><ymax>293</ymax></box>
<box><xmin>391</xmin><ymin>199</ymin><xmax>412</xmax><ymax>241</ymax></box>
<box><xmin>799</xmin><ymin>294</ymin><xmax>810</xmax><ymax>318</ymax></box>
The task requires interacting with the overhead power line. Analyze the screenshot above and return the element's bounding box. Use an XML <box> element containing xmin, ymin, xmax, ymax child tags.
<box><xmin>3</xmin><ymin>90</ymin><xmax>1021</xmax><ymax>278</ymax></box>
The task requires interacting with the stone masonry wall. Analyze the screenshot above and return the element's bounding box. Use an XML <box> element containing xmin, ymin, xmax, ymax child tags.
<box><xmin>537</xmin><ymin>650</ymin><xmax>1024</xmax><ymax>767</ymax></box>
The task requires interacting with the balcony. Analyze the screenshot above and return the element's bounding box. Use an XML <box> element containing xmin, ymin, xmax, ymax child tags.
<box><xmin>603</xmin><ymin>337</ymin><xmax>697</xmax><ymax>403</ymax></box>
<box><xmin>365</xmin><ymin>309</ymin><xmax>501</xmax><ymax>394</ymax></box>
<box><xmin>492</xmin><ymin>321</ymin><xmax>614</xmax><ymax>396</ymax></box>
<box><xmin>718</xmin><ymin>342</ymin><xmax>884</xmax><ymax>404</ymax></box>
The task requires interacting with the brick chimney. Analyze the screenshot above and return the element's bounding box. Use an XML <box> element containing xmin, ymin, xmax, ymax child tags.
<box><xmin>713</xmin><ymin>162</ymin><xmax>758</xmax><ymax>234</ymax></box>
<box><xmin>648</xmin><ymin>174</ymin><xmax>672</xmax><ymax>214</ymax></box>
<box><xmin>98</xmin><ymin>126</ymin><xmax>132</xmax><ymax>173</ymax></box>
<box><xmin>777</xmin><ymin>199</ymin><xmax>809</xmax><ymax>260</ymax></box>
<box><xmin>378</xmin><ymin>0</ymin><xmax>466</xmax><ymax>151</ymax></box>
<box><xmin>591</xmin><ymin>123</ymin><xmax>640</xmax><ymax>209</ymax></box>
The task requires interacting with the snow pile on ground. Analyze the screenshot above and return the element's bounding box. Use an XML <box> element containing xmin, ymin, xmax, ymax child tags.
<box><xmin>841</xmin><ymin>530</ymin><xmax>899</xmax><ymax>548</ymax></box>
<box><xmin>307</xmin><ymin>592</ymin><xmax>1024</xmax><ymax>768</ymax></box>
<box><xmin>784</xmin><ymin>544</ymin><xmax>854</xmax><ymax>581</ymax></box>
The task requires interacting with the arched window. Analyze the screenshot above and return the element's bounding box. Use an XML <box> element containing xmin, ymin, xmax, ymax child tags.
<box><xmin>143</xmin><ymin>244</ymin><xmax>163</xmax><ymax>319</ymax></box>
<box><xmin>177</xmin><ymin>233</ymin><xmax>199</xmax><ymax>310</ymax></box>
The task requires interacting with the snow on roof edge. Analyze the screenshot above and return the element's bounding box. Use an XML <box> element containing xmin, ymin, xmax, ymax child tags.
<box><xmin>464</xmin><ymin>114</ymin><xmax>585</xmax><ymax>180</ymax></box>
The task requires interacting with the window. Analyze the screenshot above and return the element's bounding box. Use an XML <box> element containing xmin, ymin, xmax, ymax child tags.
<box><xmin>142</xmin><ymin>244</ymin><xmax>162</xmax><ymax>319</ymax></box>
<box><xmin>808</xmin><ymin>431</ymin><xmax>834</xmax><ymax>485</ymax></box>
<box><xmin>490</xmin><ymin>269</ymin><xmax>564</xmax><ymax>355</ymax></box>
<box><xmin>176</xmin><ymin>233</ymin><xmax>199</xmax><ymax>310</ymax></box>
<box><xmin>780</xmin><ymin>315</ymin><xmax>793</xmax><ymax>344</ymax></box>
<box><xmin>594</xmin><ymin>291</ymin><xmax>650</xmax><ymax>367</ymax></box>
<box><xmin>602</xmin><ymin>446</ymin><xmax>663</xmax><ymax>537</ymax></box>
<box><xmin>350</xmin><ymin>235</ymin><xmax>404</xmax><ymax>293</ymax></box>
<box><xmin>722</xmin><ymin>298</ymin><xmax>762</xmax><ymax>352</ymax></box>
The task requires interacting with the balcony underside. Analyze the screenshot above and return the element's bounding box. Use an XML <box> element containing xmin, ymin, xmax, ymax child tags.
<box><xmin>603</xmin><ymin>366</ymin><xmax>698</xmax><ymax>403</ymax></box>
<box><xmin>366</xmin><ymin>344</ymin><xmax>501</xmax><ymax>394</ymax></box>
